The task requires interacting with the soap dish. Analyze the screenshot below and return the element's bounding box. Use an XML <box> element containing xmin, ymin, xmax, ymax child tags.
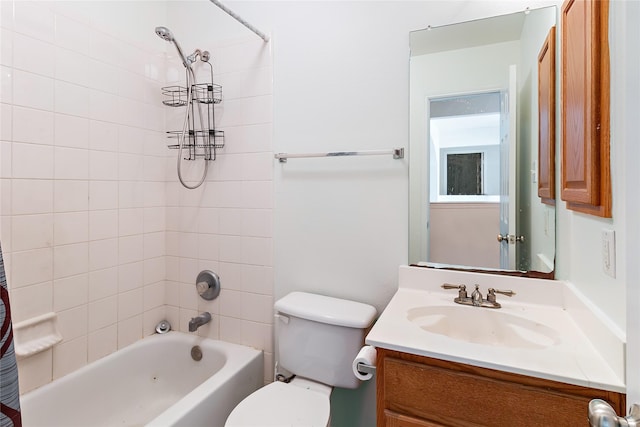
<box><xmin>13</xmin><ymin>312</ymin><xmax>63</xmax><ymax>359</ymax></box>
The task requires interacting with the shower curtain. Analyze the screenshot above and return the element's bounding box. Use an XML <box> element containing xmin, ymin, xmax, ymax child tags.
<box><xmin>0</xmin><ymin>242</ymin><xmax>21</xmax><ymax>427</ymax></box>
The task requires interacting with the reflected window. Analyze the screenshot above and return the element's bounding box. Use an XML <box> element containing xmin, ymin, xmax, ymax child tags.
<box><xmin>446</xmin><ymin>152</ymin><xmax>483</xmax><ymax>195</ymax></box>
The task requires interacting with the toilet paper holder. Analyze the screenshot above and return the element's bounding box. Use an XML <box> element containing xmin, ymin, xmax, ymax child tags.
<box><xmin>353</xmin><ymin>345</ymin><xmax>377</xmax><ymax>380</ymax></box>
<box><xmin>356</xmin><ymin>362</ymin><xmax>376</xmax><ymax>375</ymax></box>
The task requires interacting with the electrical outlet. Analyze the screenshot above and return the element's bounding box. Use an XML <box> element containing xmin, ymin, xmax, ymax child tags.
<box><xmin>602</xmin><ymin>229</ymin><xmax>616</xmax><ymax>278</ymax></box>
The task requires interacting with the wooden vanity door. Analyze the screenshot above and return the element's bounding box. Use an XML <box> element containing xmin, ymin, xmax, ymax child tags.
<box><xmin>377</xmin><ymin>348</ymin><xmax>626</xmax><ymax>427</ymax></box>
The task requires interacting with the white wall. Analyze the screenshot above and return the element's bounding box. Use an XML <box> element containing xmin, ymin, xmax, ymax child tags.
<box><xmin>0</xmin><ymin>0</ymin><xmax>169</xmax><ymax>393</ymax></box>
<box><xmin>554</xmin><ymin>0</ymin><xmax>626</xmax><ymax>331</ymax></box>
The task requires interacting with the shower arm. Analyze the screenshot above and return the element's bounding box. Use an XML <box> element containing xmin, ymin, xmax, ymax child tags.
<box><xmin>187</xmin><ymin>49</ymin><xmax>210</xmax><ymax>64</ymax></box>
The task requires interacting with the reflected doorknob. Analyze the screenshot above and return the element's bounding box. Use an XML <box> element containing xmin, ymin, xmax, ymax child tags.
<box><xmin>497</xmin><ymin>234</ymin><xmax>526</xmax><ymax>244</ymax></box>
<box><xmin>588</xmin><ymin>399</ymin><xmax>640</xmax><ymax>427</ymax></box>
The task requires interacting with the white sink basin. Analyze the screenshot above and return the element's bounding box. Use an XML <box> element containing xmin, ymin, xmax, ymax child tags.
<box><xmin>407</xmin><ymin>305</ymin><xmax>561</xmax><ymax>349</ymax></box>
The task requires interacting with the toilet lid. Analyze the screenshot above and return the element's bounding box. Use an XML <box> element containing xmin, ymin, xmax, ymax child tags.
<box><xmin>225</xmin><ymin>381</ymin><xmax>330</xmax><ymax>427</ymax></box>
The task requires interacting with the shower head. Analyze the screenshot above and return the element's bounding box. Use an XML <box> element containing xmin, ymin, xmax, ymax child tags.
<box><xmin>155</xmin><ymin>26</ymin><xmax>174</xmax><ymax>42</ymax></box>
<box><xmin>155</xmin><ymin>26</ymin><xmax>191</xmax><ymax>69</ymax></box>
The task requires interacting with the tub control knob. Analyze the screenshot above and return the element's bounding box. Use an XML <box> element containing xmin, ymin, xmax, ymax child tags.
<box><xmin>195</xmin><ymin>270</ymin><xmax>221</xmax><ymax>301</ymax></box>
<box><xmin>196</xmin><ymin>281</ymin><xmax>209</xmax><ymax>294</ymax></box>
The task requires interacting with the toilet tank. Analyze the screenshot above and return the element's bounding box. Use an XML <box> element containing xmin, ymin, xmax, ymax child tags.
<box><xmin>274</xmin><ymin>292</ymin><xmax>377</xmax><ymax>389</ymax></box>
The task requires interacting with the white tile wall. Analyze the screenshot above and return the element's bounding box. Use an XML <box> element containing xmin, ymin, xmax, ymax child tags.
<box><xmin>3</xmin><ymin>1</ymin><xmax>275</xmax><ymax>393</ymax></box>
<box><xmin>9</xmin><ymin>281</ymin><xmax>53</xmax><ymax>323</ymax></box>
<box><xmin>55</xmin><ymin>333</ymin><xmax>90</xmax><ymax>379</ymax></box>
<box><xmin>87</xmin><ymin>325</ymin><xmax>117</xmax><ymax>363</ymax></box>
<box><xmin>53</xmin><ymin>274</ymin><xmax>88</xmax><ymax>312</ymax></box>
<box><xmin>2</xmin><ymin>0</ymin><xmax>172</xmax><ymax>393</ymax></box>
<box><xmin>0</xmin><ymin>29</ymin><xmax>13</xmax><ymax>66</ymax></box>
<box><xmin>54</xmin><ymin>180</ymin><xmax>88</xmax><ymax>212</ymax></box>
<box><xmin>13</xmin><ymin>33</ymin><xmax>55</xmax><ymax>77</ymax></box>
<box><xmin>162</xmin><ymin>30</ymin><xmax>274</xmax><ymax>383</ymax></box>
<box><xmin>11</xmin><ymin>214</ymin><xmax>53</xmax><ymax>252</ymax></box>
<box><xmin>55</xmin><ymin>113</ymin><xmax>89</xmax><ymax>149</ymax></box>
<box><xmin>12</xmin><ymin>107</ymin><xmax>54</xmax><ymax>145</ymax></box>
<box><xmin>12</xmin><ymin>70</ymin><xmax>54</xmax><ymax>111</ymax></box>
<box><xmin>88</xmin><ymin>267</ymin><xmax>118</xmax><ymax>301</ymax></box>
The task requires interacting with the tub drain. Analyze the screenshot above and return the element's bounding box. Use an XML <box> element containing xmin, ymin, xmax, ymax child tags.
<box><xmin>191</xmin><ymin>345</ymin><xmax>203</xmax><ymax>361</ymax></box>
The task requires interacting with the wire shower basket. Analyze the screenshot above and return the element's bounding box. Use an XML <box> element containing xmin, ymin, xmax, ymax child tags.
<box><xmin>161</xmin><ymin>60</ymin><xmax>224</xmax><ymax>160</ymax></box>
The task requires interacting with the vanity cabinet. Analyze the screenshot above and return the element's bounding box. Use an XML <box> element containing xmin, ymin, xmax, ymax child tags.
<box><xmin>560</xmin><ymin>0</ymin><xmax>611</xmax><ymax>217</ymax></box>
<box><xmin>376</xmin><ymin>348</ymin><xmax>625</xmax><ymax>427</ymax></box>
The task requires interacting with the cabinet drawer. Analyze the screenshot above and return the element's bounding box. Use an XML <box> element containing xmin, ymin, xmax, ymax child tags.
<box><xmin>385</xmin><ymin>410</ymin><xmax>445</xmax><ymax>427</ymax></box>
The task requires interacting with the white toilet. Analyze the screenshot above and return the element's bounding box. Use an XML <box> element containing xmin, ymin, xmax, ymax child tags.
<box><xmin>224</xmin><ymin>291</ymin><xmax>377</xmax><ymax>427</ymax></box>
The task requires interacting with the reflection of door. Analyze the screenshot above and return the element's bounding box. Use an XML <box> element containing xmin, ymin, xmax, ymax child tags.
<box><xmin>499</xmin><ymin>65</ymin><xmax>517</xmax><ymax>270</ymax></box>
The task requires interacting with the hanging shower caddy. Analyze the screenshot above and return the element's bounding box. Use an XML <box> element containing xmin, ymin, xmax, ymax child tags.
<box><xmin>161</xmin><ymin>60</ymin><xmax>224</xmax><ymax>160</ymax></box>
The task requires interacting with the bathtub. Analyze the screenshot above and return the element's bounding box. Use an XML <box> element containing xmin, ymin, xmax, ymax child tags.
<box><xmin>20</xmin><ymin>331</ymin><xmax>263</xmax><ymax>427</ymax></box>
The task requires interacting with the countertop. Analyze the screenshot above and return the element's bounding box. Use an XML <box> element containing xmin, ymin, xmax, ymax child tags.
<box><xmin>365</xmin><ymin>266</ymin><xmax>625</xmax><ymax>393</ymax></box>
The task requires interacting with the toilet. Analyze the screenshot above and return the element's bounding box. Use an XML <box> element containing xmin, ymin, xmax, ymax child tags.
<box><xmin>224</xmin><ymin>291</ymin><xmax>377</xmax><ymax>427</ymax></box>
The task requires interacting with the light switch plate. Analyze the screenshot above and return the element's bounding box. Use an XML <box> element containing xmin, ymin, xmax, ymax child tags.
<box><xmin>602</xmin><ymin>229</ymin><xmax>616</xmax><ymax>278</ymax></box>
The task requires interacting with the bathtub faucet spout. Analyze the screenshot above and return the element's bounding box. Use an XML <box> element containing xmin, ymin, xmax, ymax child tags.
<box><xmin>189</xmin><ymin>312</ymin><xmax>212</xmax><ymax>332</ymax></box>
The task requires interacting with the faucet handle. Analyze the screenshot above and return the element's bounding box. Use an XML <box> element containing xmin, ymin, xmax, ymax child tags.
<box><xmin>441</xmin><ymin>283</ymin><xmax>468</xmax><ymax>299</ymax></box>
<box><xmin>442</xmin><ymin>283</ymin><xmax>466</xmax><ymax>290</ymax></box>
<box><xmin>486</xmin><ymin>288</ymin><xmax>516</xmax><ymax>304</ymax></box>
<box><xmin>488</xmin><ymin>288</ymin><xmax>516</xmax><ymax>297</ymax></box>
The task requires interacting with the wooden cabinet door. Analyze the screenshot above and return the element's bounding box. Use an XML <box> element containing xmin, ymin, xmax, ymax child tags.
<box><xmin>538</xmin><ymin>26</ymin><xmax>556</xmax><ymax>205</ymax></box>
<box><xmin>560</xmin><ymin>0</ymin><xmax>611</xmax><ymax>217</ymax></box>
<box><xmin>377</xmin><ymin>349</ymin><xmax>626</xmax><ymax>427</ymax></box>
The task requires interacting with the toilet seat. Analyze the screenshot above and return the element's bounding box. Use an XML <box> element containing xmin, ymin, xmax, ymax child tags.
<box><xmin>225</xmin><ymin>379</ymin><xmax>331</xmax><ymax>427</ymax></box>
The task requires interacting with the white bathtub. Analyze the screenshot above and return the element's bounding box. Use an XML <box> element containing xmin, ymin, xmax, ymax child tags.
<box><xmin>20</xmin><ymin>332</ymin><xmax>263</xmax><ymax>427</ymax></box>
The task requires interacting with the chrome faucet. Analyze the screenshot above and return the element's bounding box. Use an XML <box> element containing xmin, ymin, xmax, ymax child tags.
<box><xmin>441</xmin><ymin>283</ymin><xmax>515</xmax><ymax>309</ymax></box>
<box><xmin>189</xmin><ymin>312</ymin><xmax>212</xmax><ymax>332</ymax></box>
<box><xmin>471</xmin><ymin>285</ymin><xmax>483</xmax><ymax>306</ymax></box>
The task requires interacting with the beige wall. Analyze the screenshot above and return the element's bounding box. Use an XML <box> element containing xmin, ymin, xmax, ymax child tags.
<box><xmin>429</xmin><ymin>203</ymin><xmax>500</xmax><ymax>268</ymax></box>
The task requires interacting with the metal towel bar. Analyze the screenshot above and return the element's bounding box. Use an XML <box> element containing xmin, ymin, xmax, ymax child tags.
<box><xmin>274</xmin><ymin>147</ymin><xmax>404</xmax><ymax>163</ymax></box>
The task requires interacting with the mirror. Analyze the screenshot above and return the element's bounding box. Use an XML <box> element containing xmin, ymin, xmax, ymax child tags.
<box><xmin>408</xmin><ymin>6</ymin><xmax>557</xmax><ymax>275</ymax></box>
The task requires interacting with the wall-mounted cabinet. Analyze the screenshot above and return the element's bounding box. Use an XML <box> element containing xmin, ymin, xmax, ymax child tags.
<box><xmin>560</xmin><ymin>0</ymin><xmax>611</xmax><ymax>217</ymax></box>
<box><xmin>538</xmin><ymin>26</ymin><xmax>556</xmax><ymax>206</ymax></box>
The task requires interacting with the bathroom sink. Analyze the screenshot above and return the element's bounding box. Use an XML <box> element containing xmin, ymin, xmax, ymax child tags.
<box><xmin>406</xmin><ymin>305</ymin><xmax>561</xmax><ymax>349</ymax></box>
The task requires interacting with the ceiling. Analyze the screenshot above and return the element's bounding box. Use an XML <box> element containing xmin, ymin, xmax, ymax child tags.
<box><xmin>410</xmin><ymin>11</ymin><xmax>526</xmax><ymax>56</ymax></box>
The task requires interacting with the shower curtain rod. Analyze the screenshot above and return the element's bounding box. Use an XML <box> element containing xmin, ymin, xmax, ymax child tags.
<box><xmin>209</xmin><ymin>0</ymin><xmax>270</xmax><ymax>42</ymax></box>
